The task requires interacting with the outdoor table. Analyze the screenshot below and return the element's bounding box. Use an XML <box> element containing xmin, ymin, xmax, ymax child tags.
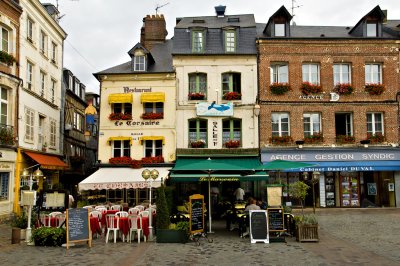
<box><xmin>90</xmin><ymin>216</ymin><xmax>102</xmax><ymax>235</ymax></box>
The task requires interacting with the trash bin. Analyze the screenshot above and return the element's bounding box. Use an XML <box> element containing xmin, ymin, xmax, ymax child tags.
<box><xmin>11</xmin><ymin>228</ymin><xmax>21</xmax><ymax>244</ymax></box>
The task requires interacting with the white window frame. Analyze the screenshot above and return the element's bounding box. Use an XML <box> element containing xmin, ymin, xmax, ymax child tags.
<box><xmin>270</xmin><ymin>63</ymin><xmax>289</xmax><ymax>83</ymax></box>
<box><xmin>302</xmin><ymin>63</ymin><xmax>320</xmax><ymax>85</ymax></box>
<box><xmin>366</xmin><ymin>22</ymin><xmax>377</xmax><ymax>37</ymax></box>
<box><xmin>303</xmin><ymin>113</ymin><xmax>321</xmax><ymax>137</ymax></box>
<box><xmin>26</xmin><ymin>61</ymin><xmax>33</xmax><ymax>89</ymax></box>
<box><xmin>27</xmin><ymin>17</ymin><xmax>34</xmax><ymax>42</ymax></box>
<box><xmin>50</xmin><ymin>119</ymin><xmax>56</xmax><ymax>147</ymax></box>
<box><xmin>1</xmin><ymin>27</ymin><xmax>9</xmax><ymax>53</ymax></box>
<box><xmin>333</xmin><ymin>63</ymin><xmax>351</xmax><ymax>84</ymax></box>
<box><xmin>39</xmin><ymin>30</ymin><xmax>47</xmax><ymax>55</ymax></box>
<box><xmin>144</xmin><ymin>140</ymin><xmax>163</xmax><ymax>158</ymax></box>
<box><xmin>367</xmin><ymin>112</ymin><xmax>384</xmax><ymax>135</ymax></box>
<box><xmin>225</xmin><ymin>30</ymin><xmax>235</xmax><ymax>52</ymax></box>
<box><xmin>51</xmin><ymin>42</ymin><xmax>57</xmax><ymax>63</ymax></box>
<box><xmin>134</xmin><ymin>55</ymin><xmax>146</xmax><ymax>71</ymax></box>
<box><xmin>274</xmin><ymin>23</ymin><xmax>285</xmax><ymax>37</ymax></box>
<box><xmin>50</xmin><ymin>79</ymin><xmax>56</xmax><ymax>103</ymax></box>
<box><xmin>40</xmin><ymin>71</ymin><xmax>46</xmax><ymax>97</ymax></box>
<box><xmin>365</xmin><ymin>63</ymin><xmax>382</xmax><ymax>84</ymax></box>
<box><xmin>192</xmin><ymin>31</ymin><xmax>204</xmax><ymax>53</ymax></box>
<box><xmin>271</xmin><ymin>112</ymin><xmax>290</xmax><ymax>137</ymax></box>
<box><xmin>0</xmin><ymin>87</ymin><xmax>8</xmax><ymax>125</ymax></box>
<box><xmin>25</xmin><ymin>107</ymin><xmax>34</xmax><ymax>142</ymax></box>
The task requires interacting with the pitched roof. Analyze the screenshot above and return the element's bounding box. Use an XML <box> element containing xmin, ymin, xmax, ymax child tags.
<box><xmin>175</xmin><ymin>14</ymin><xmax>255</xmax><ymax>29</ymax></box>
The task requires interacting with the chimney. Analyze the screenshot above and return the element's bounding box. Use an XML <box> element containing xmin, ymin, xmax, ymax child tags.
<box><xmin>140</xmin><ymin>14</ymin><xmax>168</xmax><ymax>50</ymax></box>
<box><xmin>215</xmin><ymin>5</ymin><xmax>226</xmax><ymax>17</ymax></box>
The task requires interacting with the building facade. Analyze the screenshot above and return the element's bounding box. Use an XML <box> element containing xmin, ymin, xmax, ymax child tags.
<box><xmin>258</xmin><ymin>6</ymin><xmax>400</xmax><ymax>207</ymax></box>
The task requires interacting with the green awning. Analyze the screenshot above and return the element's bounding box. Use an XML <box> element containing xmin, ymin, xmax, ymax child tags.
<box><xmin>170</xmin><ymin>157</ymin><xmax>268</xmax><ymax>182</ymax></box>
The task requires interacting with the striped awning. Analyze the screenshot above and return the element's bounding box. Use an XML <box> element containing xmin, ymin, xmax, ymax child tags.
<box><xmin>107</xmin><ymin>137</ymin><xmax>133</xmax><ymax>145</ymax></box>
<box><xmin>108</xmin><ymin>93</ymin><xmax>133</xmax><ymax>104</ymax></box>
<box><xmin>139</xmin><ymin>136</ymin><xmax>165</xmax><ymax>144</ymax></box>
<box><xmin>140</xmin><ymin>92</ymin><xmax>165</xmax><ymax>103</ymax></box>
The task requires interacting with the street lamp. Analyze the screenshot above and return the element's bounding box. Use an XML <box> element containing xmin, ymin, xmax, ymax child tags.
<box><xmin>141</xmin><ymin>168</ymin><xmax>159</xmax><ymax>240</ymax></box>
<box><xmin>21</xmin><ymin>164</ymin><xmax>43</xmax><ymax>245</ymax></box>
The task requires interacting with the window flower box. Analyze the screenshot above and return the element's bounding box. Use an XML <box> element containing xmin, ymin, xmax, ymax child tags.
<box><xmin>304</xmin><ymin>132</ymin><xmax>324</xmax><ymax>144</ymax></box>
<box><xmin>0</xmin><ymin>51</ymin><xmax>16</xmax><ymax>66</ymax></box>
<box><xmin>141</xmin><ymin>155</ymin><xmax>165</xmax><ymax>164</ymax></box>
<box><xmin>367</xmin><ymin>133</ymin><xmax>385</xmax><ymax>143</ymax></box>
<box><xmin>365</xmin><ymin>83</ymin><xmax>385</xmax><ymax>95</ymax></box>
<box><xmin>108</xmin><ymin>113</ymin><xmax>132</xmax><ymax>120</ymax></box>
<box><xmin>333</xmin><ymin>83</ymin><xmax>354</xmax><ymax>95</ymax></box>
<box><xmin>300</xmin><ymin>82</ymin><xmax>323</xmax><ymax>95</ymax></box>
<box><xmin>190</xmin><ymin>140</ymin><xmax>206</xmax><ymax>148</ymax></box>
<box><xmin>222</xmin><ymin>91</ymin><xmax>241</xmax><ymax>100</ymax></box>
<box><xmin>224</xmin><ymin>140</ymin><xmax>240</xmax><ymax>148</ymax></box>
<box><xmin>270</xmin><ymin>82</ymin><xmax>291</xmax><ymax>95</ymax></box>
<box><xmin>335</xmin><ymin>135</ymin><xmax>355</xmax><ymax>144</ymax></box>
<box><xmin>269</xmin><ymin>135</ymin><xmax>293</xmax><ymax>145</ymax></box>
<box><xmin>188</xmin><ymin>92</ymin><xmax>206</xmax><ymax>100</ymax></box>
<box><xmin>109</xmin><ymin>156</ymin><xmax>132</xmax><ymax>164</ymax></box>
<box><xmin>141</xmin><ymin>112</ymin><xmax>164</xmax><ymax>120</ymax></box>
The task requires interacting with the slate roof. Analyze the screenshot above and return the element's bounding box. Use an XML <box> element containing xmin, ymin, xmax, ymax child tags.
<box><xmin>94</xmin><ymin>40</ymin><xmax>173</xmax><ymax>78</ymax></box>
<box><xmin>173</xmin><ymin>14</ymin><xmax>257</xmax><ymax>55</ymax></box>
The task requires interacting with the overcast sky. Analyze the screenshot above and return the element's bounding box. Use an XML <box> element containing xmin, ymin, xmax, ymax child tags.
<box><xmin>40</xmin><ymin>0</ymin><xmax>400</xmax><ymax>94</ymax></box>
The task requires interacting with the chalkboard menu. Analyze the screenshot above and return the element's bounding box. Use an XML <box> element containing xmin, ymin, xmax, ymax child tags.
<box><xmin>249</xmin><ymin>210</ymin><xmax>269</xmax><ymax>244</ymax></box>
<box><xmin>268</xmin><ymin>208</ymin><xmax>284</xmax><ymax>232</ymax></box>
<box><xmin>189</xmin><ymin>194</ymin><xmax>204</xmax><ymax>234</ymax></box>
<box><xmin>66</xmin><ymin>208</ymin><xmax>91</xmax><ymax>249</ymax></box>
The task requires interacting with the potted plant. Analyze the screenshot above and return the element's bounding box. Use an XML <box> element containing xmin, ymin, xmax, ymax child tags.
<box><xmin>0</xmin><ymin>50</ymin><xmax>16</xmax><ymax>65</ymax></box>
<box><xmin>293</xmin><ymin>214</ymin><xmax>319</xmax><ymax>242</ymax></box>
<box><xmin>300</xmin><ymin>82</ymin><xmax>323</xmax><ymax>95</ymax></box>
<box><xmin>11</xmin><ymin>212</ymin><xmax>28</xmax><ymax>243</ymax></box>
<box><xmin>32</xmin><ymin>227</ymin><xmax>66</xmax><ymax>246</ymax></box>
<box><xmin>270</xmin><ymin>82</ymin><xmax>291</xmax><ymax>95</ymax></box>
<box><xmin>333</xmin><ymin>83</ymin><xmax>354</xmax><ymax>95</ymax></box>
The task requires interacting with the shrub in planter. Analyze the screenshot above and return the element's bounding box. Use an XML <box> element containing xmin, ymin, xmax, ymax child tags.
<box><xmin>11</xmin><ymin>213</ymin><xmax>28</xmax><ymax>229</ymax></box>
<box><xmin>32</xmin><ymin>227</ymin><xmax>66</xmax><ymax>246</ymax></box>
<box><xmin>294</xmin><ymin>214</ymin><xmax>319</xmax><ymax>242</ymax></box>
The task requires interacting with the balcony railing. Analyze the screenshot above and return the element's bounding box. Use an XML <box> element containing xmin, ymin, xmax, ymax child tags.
<box><xmin>0</xmin><ymin>124</ymin><xmax>15</xmax><ymax>145</ymax></box>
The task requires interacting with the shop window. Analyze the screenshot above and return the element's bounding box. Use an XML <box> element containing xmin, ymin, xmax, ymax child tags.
<box><xmin>144</xmin><ymin>140</ymin><xmax>163</xmax><ymax>158</ymax></box>
<box><xmin>113</xmin><ymin>140</ymin><xmax>131</xmax><ymax>158</ymax></box>
<box><xmin>340</xmin><ymin>172</ymin><xmax>360</xmax><ymax>207</ymax></box>
<box><xmin>271</xmin><ymin>112</ymin><xmax>289</xmax><ymax>136</ymax></box>
<box><xmin>0</xmin><ymin>172</ymin><xmax>9</xmax><ymax>201</ymax></box>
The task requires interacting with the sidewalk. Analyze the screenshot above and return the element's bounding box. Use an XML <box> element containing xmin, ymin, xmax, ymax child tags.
<box><xmin>0</xmin><ymin>208</ymin><xmax>399</xmax><ymax>265</ymax></box>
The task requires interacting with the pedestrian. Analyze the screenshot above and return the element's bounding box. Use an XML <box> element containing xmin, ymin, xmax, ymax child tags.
<box><xmin>69</xmin><ymin>193</ymin><xmax>75</xmax><ymax>208</ymax></box>
<box><xmin>234</xmin><ymin>186</ymin><xmax>245</xmax><ymax>201</ymax></box>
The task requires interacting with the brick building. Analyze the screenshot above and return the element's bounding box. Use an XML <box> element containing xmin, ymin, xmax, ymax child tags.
<box><xmin>257</xmin><ymin>6</ymin><xmax>400</xmax><ymax>208</ymax></box>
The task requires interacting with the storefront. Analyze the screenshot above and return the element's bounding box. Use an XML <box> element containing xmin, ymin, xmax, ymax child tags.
<box><xmin>261</xmin><ymin>148</ymin><xmax>400</xmax><ymax>208</ymax></box>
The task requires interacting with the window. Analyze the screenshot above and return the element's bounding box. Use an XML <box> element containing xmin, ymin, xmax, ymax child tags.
<box><xmin>40</xmin><ymin>71</ymin><xmax>46</xmax><ymax>97</ymax></box>
<box><xmin>112</xmin><ymin>103</ymin><xmax>132</xmax><ymax>114</ymax></box>
<box><xmin>113</xmin><ymin>140</ymin><xmax>131</xmax><ymax>158</ymax></box>
<box><xmin>222</xmin><ymin>118</ymin><xmax>241</xmax><ymax>143</ymax></box>
<box><xmin>225</xmin><ymin>30</ymin><xmax>235</xmax><ymax>52</ymax></box>
<box><xmin>367</xmin><ymin>112</ymin><xmax>383</xmax><ymax>135</ymax></box>
<box><xmin>50</xmin><ymin>79</ymin><xmax>56</xmax><ymax>103</ymax></box>
<box><xmin>189</xmin><ymin>119</ymin><xmax>208</xmax><ymax>144</ymax></box>
<box><xmin>192</xmin><ymin>31</ymin><xmax>204</xmax><ymax>53</ymax></box>
<box><xmin>144</xmin><ymin>140</ymin><xmax>163</xmax><ymax>157</ymax></box>
<box><xmin>80</xmin><ymin>84</ymin><xmax>85</xmax><ymax>99</ymax></box>
<box><xmin>144</xmin><ymin>102</ymin><xmax>163</xmax><ymax>114</ymax></box>
<box><xmin>366</xmin><ymin>22</ymin><xmax>377</xmax><ymax>37</ymax></box>
<box><xmin>73</xmin><ymin>111</ymin><xmax>84</xmax><ymax>132</ymax></box>
<box><xmin>271</xmin><ymin>112</ymin><xmax>289</xmax><ymax>136</ymax></box>
<box><xmin>335</xmin><ymin>113</ymin><xmax>353</xmax><ymax>136</ymax></box>
<box><xmin>39</xmin><ymin>30</ymin><xmax>47</xmax><ymax>55</ymax></box>
<box><xmin>68</xmin><ymin>75</ymin><xmax>73</xmax><ymax>90</ymax></box>
<box><xmin>0</xmin><ymin>173</ymin><xmax>9</xmax><ymax>201</ymax></box>
<box><xmin>50</xmin><ymin>119</ymin><xmax>56</xmax><ymax>147</ymax></box>
<box><xmin>302</xmin><ymin>64</ymin><xmax>320</xmax><ymax>85</ymax></box>
<box><xmin>303</xmin><ymin>113</ymin><xmax>321</xmax><ymax>137</ymax></box>
<box><xmin>333</xmin><ymin>64</ymin><xmax>351</xmax><ymax>84</ymax></box>
<box><xmin>25</xmin><ymin>107</ymin><xmax>34</xmax><ymax>142</ymax></box>
<box><xmin>134</xmin><ymin>55</ymin><xmax>145</xmax><ymax>71</ymax></box>
<box><xmin>270</xmin><ymin>63</ymin><xmax>288</xmax><ymax>83</ymax></box>
<box><xmin>365</xmin><ymin>63</ymin><xmax>382</xmax><ymax>84</ymax></box>
<box><xmin>27</xmin><ymin>18</ymin><xmax>34</xmax><ymax>42</ymax></box>
<box><xmin>274</xmin><ymin>23</ymin><xmax>285</xmax><ymax>37</ymax></box>
<box><xmin>188</xmin><ymin>73</ymin><xmax>207</xmax><ymax>97</ymax></box>
<box><xmin>26</xmin><ymin>61</ymin><xmax>33</xmax><ymax>89</ymax></box>
<box><xmin>74</xmin><ymin>78</ymin><xmax>80</xmax><ymax>95</ymax></box>
<box><xmin>38</xmin><ymin>115</ymin><xmax>45</xmax><ymax>146</ymax></box>
<box><xmin>1</xmin><ymin>27</ymin><xmax>9</xmax><ymax>52</ymax></box>
<box><xmin>222</xmin><ymin>73</ymin><xmax>241</xmax><ymax>95</ymax></box>
<box><xmin>0</xmin><ymin>87</ymin><xmax>8</xmax><ymax>125</ymax></box>
<box><xmin>51</xmin><ymin>42</ymin><xmax>57</xmax><ymax>63</ymax></box>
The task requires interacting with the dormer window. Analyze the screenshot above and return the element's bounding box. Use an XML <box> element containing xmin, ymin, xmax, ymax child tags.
<box><xmin>274</xmin><ymin>23</ymin><xmax>285</xmax><ymax>37</ymax></box>
<box><xmin>366</xmin><ymin>22</ymin><xmax>378</xmax><ymax>37</ymax></box>
<box><xmin>225</xmin><ymin>30</ymin><xmax>236</xmax><ymax>52</ymax></box>
<box><xmin>134</xmin><ymin>55</ymin><xmax>146</xmax><ymax>71</ymax></box>
<box><xmin>192</xmin><ymin>31</ymin><xmax>204</xmax><ymax>53</ymax></box>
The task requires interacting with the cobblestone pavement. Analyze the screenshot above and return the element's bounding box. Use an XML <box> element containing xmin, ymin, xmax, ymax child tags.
<box><xmin>0</xmin><ymin>208</ymin><xmax>399</xmax><ymax>266</ymax></box>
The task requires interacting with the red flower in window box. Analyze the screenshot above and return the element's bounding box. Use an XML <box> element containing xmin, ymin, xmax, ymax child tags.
<box><xmin>300</xmin><ymin>82</ymin><xmax>323</xmax><ymax>95</ymax></box>
<box><xmin>109</xmin><ymin>156</ymin><xmax>132</xmax><ymax>164</ymax></box>
<box><xmin>188</xmin><ymin>92</ymin><xmax>206</xmax><ymax>100</ymax></box>
<box><xmin>190</xmin><ymin>140</ymin><xmax>206</xmax><ymax>148</ymax></box>
<box><xmin>224</xmin><ymin>140</ymin><xmax>240</xmax><ymax>148</ymax></box>
<box><xmin>141</xmin><ymin>112</ymin><xmax>164</xmax><ymax>120</ymax></box>
<box><xmin>270</xmin><ymin>82</ymin><xmax>292</xmax><ymax>95</ymax></box>
<box><xmin>364</xmin><ymin>83</ymin><xmax>385</xmax><ymax>95</ymax></box>
<box><xmin>109</xmin><ymin>113</ymin><xmax>132</xmax><ymax>120</ymax></box>
<box><xmin>222</xmin><ymin>91</ymin><xmax>241</xmax><ymax>100</ymax></box>
<box><xmin>304</xmin><ymin>132</ymin><xmax>324</xmax><ymax>144</ymax></box>
<box><xmin>335</xmin><ymin>135</ymin><xmax>355</xmax><ymax>144</ymax></box>
<box><xmin>269</xmin><ymin>135</ymin><xmax>293</xmax><ymax>145</ymax></box>
<box><xmin>141</xmin><ymin>156</ymin><xmax>165</xmax><ymax>164</ymax></box>
<box><xmin>333</xmin><ymin>83</ymin><xmax>354</xmax><ymax>95</ymax></box>
<box><xmin>367</xmin><ymin>133</ymin><xmax>385</xmax><ymax>143</ymax></box>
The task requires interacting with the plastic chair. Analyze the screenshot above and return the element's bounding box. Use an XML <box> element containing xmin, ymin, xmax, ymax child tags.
<box><xmin>49</xmin><ymin>211</ymin><xmax>62</xmax><ymax>217</ymax></box>
<box><xmin>128</xmin><ymin>214</ymin><xmax>143</xmax><ymax>243</ymax></box>
<box><xmin>96</xmin><ymin>207</ymin><xmax>107</xmax><ymax>214</ymax></box>
<box><xmin>55</xmin><ymin>213</ymin><xmax>66</xmax><ymax>227</ymax></box>
<box><xmin>90</xmin><ymin>210</ymin><xmax>103</xmax><ymax>238</ymax></box>
<box><xmin>110</xmin><ymin>205</ymin><xmax>121</xmax><ymax>211</ymax></box>
<box><xmin>134</xmin><ymin>205</ymin><xmax>145</xmax><ymax>212</ymax></box>
<box><xmin>83</xmin><ymin>205</ymin><xmax>93</xmax><ymax>210</ymax></box>
<box><xmin>115</xmin><ymin>211</ymin><xmax>129</xmax><ymax>218</ymax></box>
<box><xmin>128</xmin><ymin>208</ymin><xmax>140</xmax><ymax>215</ymax></box>
<box><xmin>95</xmin><ymin>205</ymin><xmax>107</xmax><ymax>210</ymax></box>
<box><xmin>140</xmin><ymin>210</ymin><xmax>149</xmax><ymax>218</ymax></box>
<box><xmin>105</xmin><ymin>214</ymin><xmax>120</xmax><ymax>243</ymax></box>
<box><xmin>40</xmin><ymin>213</ymin><xmax>51</xmax><ymax>227</ymax></box>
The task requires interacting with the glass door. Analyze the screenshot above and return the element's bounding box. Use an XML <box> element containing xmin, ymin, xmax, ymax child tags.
<box><xmin>340</xmin><ymin>172</ymin><xmax>360</xmax><ymax>207</ymax></box>
<box><xmin>325</xmin><ymin>173</ymin><xmax>335</xmax><ymax>207</ymax></box>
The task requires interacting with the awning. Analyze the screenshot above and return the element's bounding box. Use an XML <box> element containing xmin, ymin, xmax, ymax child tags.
<box><xmin>108</xmin><ymin>93</ymin><xmax>133</xmax><ymax>104</ymax></box>
<box><xmin>107</xmin><ymin>137</ymin><xmax>133</xmax><ymax>145</ymax></box>
<box><xmin>139</xmin><ymin>136</ymin><xmax>165</xmax><ymax>145</ymax></box>
<box><xmin>25</xmin><ymin>151</ymin><xmax>68</xmax><ymax>170</ymax></box>
<box><xmin>282</xmin><ymin>160</ymin><xmax>400</xmax><ymax>172</ymax></box>
<box><xmin>78</xmin><ymin>167</ymin><xmax>171</xmax><ymax>191</ymax></box>
<box><xmin>140</xmin><ymin>92</ymin><xmax>165</xmax><ymax>103</ymax></box>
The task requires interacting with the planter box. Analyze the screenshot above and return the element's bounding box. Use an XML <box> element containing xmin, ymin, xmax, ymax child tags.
<box><xmin>296</xmin><ymin>224</ymin><xmax>319</xmax><ymax>242</ymax></box>
<box><xmin>156</xmin><ymin>229</ymin><xmax>188</xmax><ymax>243</ymax></box>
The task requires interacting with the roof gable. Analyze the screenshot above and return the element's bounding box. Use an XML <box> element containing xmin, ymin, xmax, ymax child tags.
<box><xmin>349</xmin><ymin>5</ymin><xmax>385</xmax><ymax>36</ymax></box>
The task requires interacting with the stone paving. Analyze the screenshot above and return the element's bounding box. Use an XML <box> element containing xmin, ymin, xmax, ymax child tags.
<box><xmin>0</xmin><ymin>208</ymin><xmax>399</xmax><ymax>266</ymax></box>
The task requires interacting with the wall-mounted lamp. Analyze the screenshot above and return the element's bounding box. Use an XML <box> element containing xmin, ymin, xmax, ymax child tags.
<box><xmin>360</xmin><ymin>139</ymin><xmax>370</xmax><ymax>148</ymax></box>
<box><xmin>296</xmin><ymin>140</ymin><xmax>304</xmax><ymax>149</ymax></box>
<box><xmin>253</xmin><ymin>104</ymin><xmax>261</xmax><ymax>117</ymax></box>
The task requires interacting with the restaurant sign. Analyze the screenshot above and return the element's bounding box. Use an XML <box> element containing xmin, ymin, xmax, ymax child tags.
<box><xmin>199</xmin><ymin>176</ymin><xmax>239</xmax><ymax>182</ymax></box>
<box><xmin>93</xmin><ymin>181</ymin><xmax>150</xmax><ymax>190</ymax></box>
<box><xmin>196</xmin><ymin>102</ymin><xmax>233</xmax><ymax>117</ymax></box>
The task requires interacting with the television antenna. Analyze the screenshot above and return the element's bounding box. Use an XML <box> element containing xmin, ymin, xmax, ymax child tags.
<box><xmin>55</xmin><ymin>0</ymin><xmax>80</xmax><ymax>21</ymax></box>
<box><xmin>155</xmin><ymin>2</ymin><xmax>170</xmax><ymax>15</ymax></box>
<box><xmin>291</xmin><ymin>0</ymin><xmax>303</xmax><ymax>25</ymax></box>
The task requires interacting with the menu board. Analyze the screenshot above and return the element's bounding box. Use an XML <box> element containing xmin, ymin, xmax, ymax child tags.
<box><xmin>267</xmin><ymin>186</ymin><xmax>282</xmax><ymax>207</ymax></box>
<box><xmin>249</xmin><ymin>210</ymin><xmax>269</xmax><ymax>244</ymax></box>
<box><xmin>66</xmin><ymin>208</ymin><xmax>91</xmax><ymax>249</ymax></box>
<box><xmin>189</xmin><ymin>194</ymin><xmax>204</xmax><ymax>234</ymax></box>
<box><xmin>46</xmin><ymin>192</ymin><xmax>65</xmax><ymax>208</ymax></box>
<box><xmin>267</xmin><ymin>208</ymin><xmax>284</xmax><ymax>232</ymax></box>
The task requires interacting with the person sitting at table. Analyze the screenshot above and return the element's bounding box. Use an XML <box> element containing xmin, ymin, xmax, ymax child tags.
<box><xmin>245</xmin><ymin>198</ymin><xmax>260</xmax><ymax>211</ymax></box>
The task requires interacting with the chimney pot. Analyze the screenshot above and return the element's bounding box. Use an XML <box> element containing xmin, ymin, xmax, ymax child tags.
<box><xmin>215</xmin><ymin>5</ymin><xmax>226</xmax><ymax>17</ymax></box>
